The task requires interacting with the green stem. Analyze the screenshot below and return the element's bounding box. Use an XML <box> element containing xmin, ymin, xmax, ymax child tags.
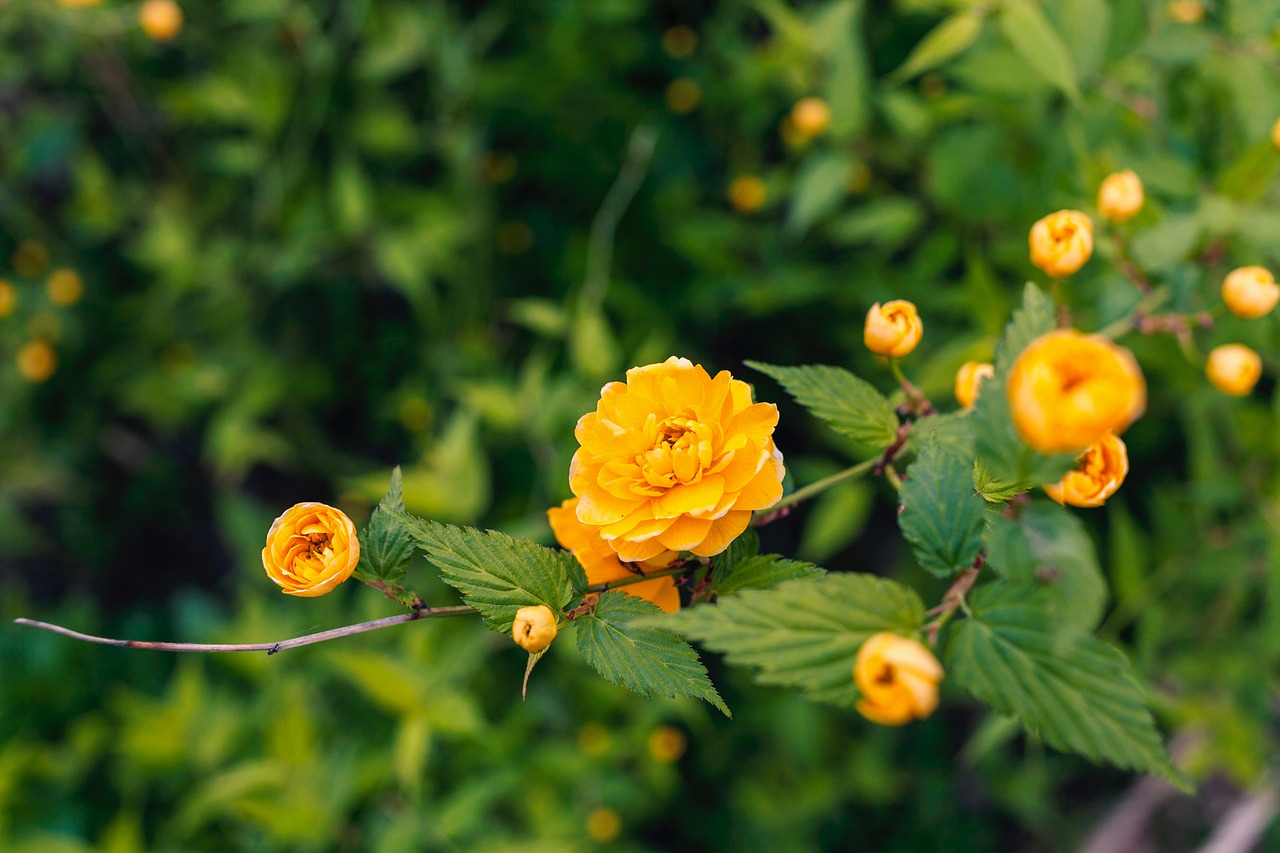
<box><xmin>760</xmin><ymin>456</ymin><xmax>880</xmax><ymax>514</ymax></box>
<box><xmin>1096</xmin><ymin>287</ymin><xmax>1172</xmax><ymax>339</ymax></box>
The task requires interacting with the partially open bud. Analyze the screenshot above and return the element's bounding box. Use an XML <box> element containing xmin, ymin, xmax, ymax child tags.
<box><xmin>513</xmin><ymin>605</ymin><xmax>558</xmax><ymax>653</ymax></box>
<box><xmin>954</xmin><ymin>361</ymin><xmax>994</xmax><ymax>410</ymax></box>
<box><xmin>1097</xmin><ymin>171</ymin><xmax>1144</xmax><ymax>224</ymax></box>
<box><xmin>864</xmin><ymin>300</ymin><xmax>923</xmax><ymax>358</ymax></box>
<box><xmin>1045</xmin><ymin>432</ymin><xmax>1128</xmax><ymax>508</ymax></box>
<box><xmin>854</xmin><ymin>632</ymin><xmax>942</xmax><ymax>726</ymax></box>
<box><xmin>1029</xmin><ymin>210</ymin><xmax>1093</xmax><ymax>278</ymax></box>
<box><xmin>1221</xmin><ymin>266</ymin><xmax>1279</xmax><ymax>319</ymax></box>
<box><xmin>1206</xmin><ymin>344</ymin><xmax>1262</xmax><ymax>397</ymax></box>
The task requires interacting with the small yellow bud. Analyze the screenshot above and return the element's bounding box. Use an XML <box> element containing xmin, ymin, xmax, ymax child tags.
<box><xmin>512</xmin><ymin>605</ymin><xmax>558</xmax><ymax>653</ymax></box>
<box><xmin>0</xmin><ymin>280</ymin><xmax>16</xmax><ymax>318</ymax></box>
<box><xmin>1221</xmin><ymin>266</ymin><xmax>1279</xmax><ymax>319</ymax></box>
<box><xmin>853</xmin><ymin>632</ymin><xmax>942</xmax><ymax>726</ymax></box>
<box><xmin>1029</xmin><ymin>210</ymin><xmax>1093</xmax><ymax>278</ymax></box>
<box><xmin>647</xmin><ymin>726</ymin><xmax>687</xmax><ymax>763</ymax></box>
<box><xmin>727</xmin><ymin>175</ymin><xmax>767</xmax><ymax>214</ymax></box>
<box><xmin>1097</xmin><ymin>170</ymin><xmax>1144</xmax><ymax>224</ymax></box>
<box><xmin>661</xmin><ymin>26</ymin><xmax>698</xmax><ymax>59</ymax></box>
<box><xmin>864</xmin><ymin>300</ymin><xmax>923</xmax><ymax>358</ymax></box>
<box><xmin>139</xmin><ymin>0</ymin><xmax>183</xmax><ymax>41</ymax></box>
<box><xmin>16</xmin><ymin>340</ymin><xmax>57</xmax><ymax>383</ymax></box>
<box><xmin>1206</xmin><ymin>344</ymin><xmax>1262</xmax><ymax>397</ymax></box>
<box><xmin>954</xmin><ymin>361</ymin><xmax>994</xmax><ymax>410</ymax></box>
<box><xmin>1166</xmin><ymin>1</ymin><xmax>1205</xmax><ymax>24</ymax></box>
<box><xmin>790</xmin><ymin>97</ymin><xmax>831</xmax><ymax>138</ymax></box>
<box><xmin>45</xmin><ymin>268</ymin><xmax>84</xmax><ymax>307</ymax></box>
<box><xmin>664</xmin><ymin>78</ymin><xmax>701</xmax><ymax>114</ymax></box>
<box><xmin>1045</xmin><ymin>432</ymin><xmax>1128</xmax><ymax>508</ymax></box>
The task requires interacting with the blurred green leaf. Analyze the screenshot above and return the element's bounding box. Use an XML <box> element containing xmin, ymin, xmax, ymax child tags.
<box><xmin>999</xmin><ymin>0</ymin><xmax>1080</xmax><ymax>102</ymax></box>
<box><xmin>787</xmin><ymin>153</ymin><xmax>852</xmax><ymax>235</ymax></box>
<box><xmin>886</xmin><ymin>10</ymin><xmax>986</xmax><ymax>85</ymax></box>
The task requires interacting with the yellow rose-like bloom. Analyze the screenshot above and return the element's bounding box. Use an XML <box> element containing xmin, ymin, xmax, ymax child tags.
<box><xmin>853</xmin><ymin>632</ymin><xmax>943</xmax><ymax>726</ymax></box>
<box><xmin>790</xmin><ymin>97</ymin><xmax>831</xmax><ymax>138</ymax></box>
<box><xmin>864</xmin><ymin>300</ymin><xmax>923</xmax><ymax>358</ymax></box>
<box><xmin>1045</xmin><ymin>432</ymin><xmax>1128</xmax><ymax>508</ymax></box>
<box><xmin>954</xmin><ymin>361</ymin><xmax>994</xmax><ymax>410</ymax></box>
<box><xmin>1007</xmin><ymin>330</ymin><xmax>1146</xmax><ymax>454</ymax></box>
<box><xmin>1221</xmin><ymin>266</ymin><xmax>1280</xmax><ymax>319</ymax></box>
<box><xmin>140</xmin><ymin>0</ymin><xmax>183</xmax><ymax>41</ymax></box>
<box><xmin>548</xmin><ymin>496</ymin><xmax>680</xmax><ymax>613</ymax></box>
<box><xmin>512</xmin><ymin>605</ymin><xmax>558</xmax><ymax>653</ymax></box>
<box><xmin>17</xmin><ymin>340</ymin><xmax>56</xmax><ymax>383</ymax></box>
<box><xmin>1029</xmin><ymin>210</ymin><xmax>1094</xmax><ymax>278</ymax></box>
<box><xmin>262</xmin><ymin>502</ymin><xmax>360</xmax><ymax>597</ymax></box>
<box><xmin>1097</xmin><ymin>171</ymin><xmax>1144</xmax><ymax>224</ymax></box>
<box><xmin>569</xmin><ymin>357</ymin><xmax>785</xmax><ymax>561</ymax></box>
<box><xmin>1206</xmin><ymin>344</ymin><xmax>1263</xmax><ymax>396</ymax></box>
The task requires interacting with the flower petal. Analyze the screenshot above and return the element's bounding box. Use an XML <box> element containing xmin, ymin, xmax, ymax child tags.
<box><xmin>687</xmin><ymin>510</ymin><xmax>751</xmax><ymax>557</ymax></box>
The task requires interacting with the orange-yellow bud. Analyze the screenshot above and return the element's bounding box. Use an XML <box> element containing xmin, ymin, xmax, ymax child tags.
<box><xmin>854</xmin><ymin>632</ymin><xmax>942</xmax><ymax>726</ymax></box>
<box><xmin>139</xmin><ymin>0</ymin><xmax>183</xmax><ymax>41</ymax></box>
<box><xmin>954</xmin><ymin>361</ymin><xmax>994</xmax><ymax>410</ymax></box>
<box><xmin>790</xmin><ymin>97</ymin><xmax>831</xmax><ymax>138</ymax></box>
<box><xmin>0</xmin><ymin>280</ymin><xmax>16</xmax><ymax>318</ymax></box>
<box><xmin>1097</xmin><ymin>171</ymin><xmax>1144</xmax><ymax>224</ymax></box>
<box><xmin>1045</xmin><ymin>432</ymin><xmax>1128</xmax><ymax>508</ymax></box>
<box><xmin>1221</xmin><ymin>266</ymin><xmax>1279</xmax><ymax>319</ymax></box>
<box><xmin>728</xmin><ymin>175</ymin><xmax>767</xmax><ymax>214</ymax></box>
<box><xmin>864</xmin><ymin>300</ymin><xmax>923</xmax><ymax>358</ymax></box>
<box><xmin>262</xmin><ymin>502</ymin><xmax>360</xmax><ymax>597</ymax></box>
<box><xmin>1029</xmin><ymin>210</ymin><xmax>1093</xmax><ymax>278</ymax></box>
<box><xmin>512</xmin><ymin>605</ymin><xmax>558</xmax><ymax>653</ymax></box>
<box><xmin>1007</xmin><ymin>330</ymin><xmax>1146</xmax><ymax>454</ymax></box>
<box><xmin>1167</xmin><ymin>1</ymin><xmax>1205</xmax><ymax>24</ymax></box>
<box><xmin>16</xmin><ymin>340</ymin><xmax>56</xmax><ymax>383</ymax></box>
<box><xmin>1205</xmin><ymin>344</ymin><xmax>1262</xmax><ymax>397</ymax></box>
<box><xmin>45</xmin><ymin>269</ymin><xmax>83</xmax><ymax>307</ymax></box>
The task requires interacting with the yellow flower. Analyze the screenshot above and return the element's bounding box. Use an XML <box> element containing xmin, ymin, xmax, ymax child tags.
<box><xmin>1007</xmin><ymin>330</ymin><xmax>1146</xmax><ymax>454</ymax></box>
<box><xmin>1221</xmin><ymin>266</ymin><xmax>1279</xmax><ymax>319</ymax></box>
<box><xmin>548</xmin><ymin>496</ymin><xmax>681</xmax><ymax>613</ymax></box>
<box><xmin>1167</xmin><ymin>1</ymin><xmax>1205</xmax><ymax>24</ymax></box>
<box><xmin>140</xmin><ymin>0</ymin><xmax>183</xmax><ymax>41</ymax></box>
<box><xmin>16</xmin><ymin>340</ymin><xmax>56</xmax><ymax>383</ymax></box>
<box><xmin>512</xmin><ymin>605</ymin><xmax>558</xmax><ymax>653</ymax></box>
<box><xmin>261</xmin><ymin>502</ymin><xmax>360</xmax><ymax>597</ymax></box>
<box><xmin>790</xmin><ymin>97</ymin><xmax>831</xmax><ymax>138</ymax></box>
<box><xmin>864</xmin><ymin>300</ymin><xmax>923</xmax><ymax>358</ymax></box>
<box><xmin>0</xmin><ymin>280</ymin><xmax>16</xmax><ymax>318</ymax></box>
<box><xmin>45</xmin><ymin>269</ymin><xmax>83</xmax><ymax>307</ymax></box>
<box><xmin>586</xmin><ymin>807</ymin><xmax>622</xmax><ymax>843</ymax></box>
<box><xmin>1045</xmin><ymin>432</ymin><xmax>1128</xmax><ymax>508</ymax></box>
<box><xmin>728</xmin><ymin>175</ymin><xmax>767</xmax><ymax>214</ymax></box>
<box><xmin>569</xmin><ymin>356</ymin><xmax>785</xmax><ymax>561</ymax></box>
<box><xmin>1029</xmin><ymin>210</ymin><xmax>1094</xmax><ymax>278</ymax></box>
<box><xmin>954</xmin><ymin>361</ymin><xmax>994</xmax><ymax>410</ymax></box>
<box><xmin>853</xmin><ymin>632</ymin><xmax>942</xmax><ymax>726</ymax></box>
<box><xmin>1206</xmin><ymin>344</ymin><xmax>1262</xmax><ymax>396</ymax></box>
<box><xmin>1097</xmin><ymin>170</ymin><xmax>1144</xmax><ymax>224</ymax></box>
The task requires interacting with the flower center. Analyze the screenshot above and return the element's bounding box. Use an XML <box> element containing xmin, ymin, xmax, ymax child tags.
<box><xmin>875</xmin><ymin>663</ymin><xmax>896</xmax><ymax>686</ymax></box>
<box><xmin>638</xmin><ymin>411</ymin><xmax>715</xmax><ymax>488</ymax></box>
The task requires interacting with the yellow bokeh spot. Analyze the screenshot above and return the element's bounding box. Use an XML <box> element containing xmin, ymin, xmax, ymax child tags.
<box><xmin>577</xmin><ymin>722</ymin><xmax>611</xmax><ymax>757</ymax></box>
<box><xmin>58</xmin><ymin>0</ymin><xmax>105</xmax><ymax>6</ymax></box>
<box><xmin>398</xmin><ymin>396</ymin><xmax>433</xmax><ymax>432</ymax></box>
<box><xmin>1167</xmin><ymin>1</ymin><xmax>1205</xmax><ymax>24</ymax></box>
<box><xmin>665</xmin><ymin>78</ymin><xmax>701</xmax><ymax>114</ymax></box>
<box><xmin>727</xmin><ymin>175</ymin><xmax>766</xmax><ymax>214</ymax></box>
<box><xmin>586</xmin><ymin>807</ymin><xmax>622</xmax><ymax>842</ymax></box>
<box><xmin>46</xmin><ymin>268</ymin><xmax>84</xmax><ymax>307</ymax></box>
<box><xmin>790</xmin><ymin>97</ymin><xmax>831</xmax><ymax>138</ymax></box>
<box><xmin>0</xmin><ymin>280</ymin><xmax>16</xmax><ymax>318</ymax></box>
<box><xmin>495</xmin><ymin>221</ymin><xmax>534</xmax><ymax>255</ymax></box>
<box><xmin>140</xmin><ymin>0</ymin><xmax>183</xmax><ymax>41</ymax></box>
<box><xmin>13</xmin><ymin>240</ymin><xmax>49</xmax><ymax>278</ymax></box>
<box><xmin>17</xmin><ymin>340</ymin><xmax>57</xmax><ymax>383</ymax></box>
<box><xmin>661</xmin><ymin>26</ymin><xmax>698</xmax><ymax>58</ymax></box>
<box><xmin>647</xmin><ymin>726</ymin><xmax>687</xmax><ymax>763</ymax></box>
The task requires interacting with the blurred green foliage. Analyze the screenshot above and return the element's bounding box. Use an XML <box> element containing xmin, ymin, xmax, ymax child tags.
<box><xmin>3</xmin><ymin>0</ymin><xmax>1280</xmax><ymax>849</ymax></box>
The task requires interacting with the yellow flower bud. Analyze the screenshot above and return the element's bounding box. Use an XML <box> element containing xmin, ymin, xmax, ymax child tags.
<box><xmin>728</xmin><ymin>175</ymin><xmax>767</xmax><ymax>214</ymax></box>
<box><xmin>1097</xmin><ymin>171</ymin><xmax>1144</xmax><ymax>224</ymax></box>
<box><xmin>512</xmin><ymin>604</ymin><xmax>558</xmax><ymax>653</ymax></box>
<box><xmin>1167</xmin><ymin>1</ymin><xmax>1205</xmax><ymax>24</ymax></box>
<box><xmin>853</xmin><ymin>632</ymin><xmax>943</xmax><ymax>726</ymax></box>
<box><xmin>1221</xmin><ymin>266</ymin><xmax>1279</xmax><ymax>319</ymax></box>
<box><xmin>790</xmin><ymin>97</ymin><xmax>831</xmax><ymax>138</ymax></box>
<box><xmin>1045</xmin><ymin>432</ymin><xmax>1128</xmax><ymax>508</ymax></box>
<box><xmin>864</xmin><ymin>300</ymin><xmax>923</xmax><ymax>358</ymax></box>
<box><xmin>16</xmin><ymin>340</ymin><xmax>56</xmax><ymax>383</ymax></box>
<box><xmin>1029</xmin><ymin>210</ymin><xmax>1094</xmax><ymax>278</ymax></box>
<box><xmin>139</xmin><ymin>0</ymin><xmax>183</xmax><ymax>41</ymax></box>
<box><xmin>45</xmin><ymin>268</ymin><xmax>83</xmax><ymax>307</ymax></box>
<box><xmin>954</xmin><ymin>361</ymin><xmax>994</xmax><ymax>410</ymax></box>
<box><xmin>0</xmin><ymin>280</ymin><xmax>16</xmax><ymax>318</ymax></box>
<box><xmin>1205</xmin><ymin>344</ymin><xmax>1262</xmax><ymax>397</ymax></box>
<box><xmin>261</xmin><ymin>502</ymin><xmax>360</xmax><ymax>597</ymax></box>
<box><xmin>1007</xmin><ymin>330</ymin><xmax>1146</xmax><ymax>454</ymax></box>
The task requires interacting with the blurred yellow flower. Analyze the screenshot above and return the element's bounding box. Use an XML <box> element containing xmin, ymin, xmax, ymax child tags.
<box><xmin>727</xmin><ymin>175</ymin><xmax>766</xmax><ymax>214</ymax></box>
<box><xmin>1029</xmin><ymin>210</ymin><xmax>1093</xmax><ymax>278</ymax></box>
<box><xmin>665</xmin><ymin>78</ymin><xmax>701</xmax><ymax>114</ymax></box>
<box><xmin>790</xmin><ymin>97</ymin><xmax>831</xmax><ymax>138</ymax></box>
<box><xmin>512</xmin><ymin>605</ymin><xmax>558</xmax><ymax>653</ymax></box>
<box><xmin>17</xmin><ymin>340</ymin><xmax>56</xmax><ymax>383</ymax></box>
<box><xmin>1167</xmin><ymin>1</ymin><xmax>1205</xmax><ymax>24</ymax></box>
<box><xmin>1097</xmin><ymin>170</ymin><xmax>1144</xmax><ymax>224</ymax></box>
<box><xmin>854</xmin><ymin>632</ymin><xmax>942</xmax><ymax>726</ymax></box>
<box><xmin>1205</xmin><ymin>344</ymin><xmax>1262</xmax><ymax>397</ymax></box>
<box><xmin>1045</xmin><ymin>432</ymin><xmax>1128</xmax><ymax>508</ymax></box>
<box><xmin>954</xmin><ymin>361</ymin><xmax>994</xmax><ymax>410</ymax></box>
<box><xmin>0</xmin><ymin>280</ymin><xmax>16</xmax><ymax>318</ymax></box>
<box><xmin>57</xmin><ymin>0</ymin><xmax>105</xmax><ymax>8</ymax></box>
<box><xmin>661</xmin><ymin>25</ymin><xmax>698</xmax><ymax>58</ymax></box>
<box><xmin>569</xmin><ymin>356</ymin><xmax>785</xmax><ymax>561</ymax></box>
<box><xmin>586</xmin><ymin>807</ymin><xmax>622</xmax><ymax>842</ymax></box>
<box><xmin>864</xmin><ymin>300</ymin><xmax>923</xmax><ymax>358</ymax></box>
<box><xmin>140</xmin><ymin>0</ymin><xmax>183</xmax><ymax>41</ymax></box>
<box><xmin>261</xmin><ymin>502</ymin><xmax>360</xmax><ymax>597</ymax></box>
<box><xmin>647</xmin><ymin>726</ymin><xmax>687</xmax><ymax>763</ymax></box>
<box><xmin>1221</xmin><ymin>266</ymin><xmax>1279</xmax><ymax>319</ymax></box>
<box><xmin>45</xmin><ymin>268</ymin><xmax>83</xmax><ymax>307</ymax></box>
<box><xmin>1272</xmin><ymin>117</ymin><xmax>1280</xmax><ymax>151</ymax></box>
<box><xmin>1007</xmin><ymin>330</ymin><xmax>1145</xmax><ymax>454</ymax></box>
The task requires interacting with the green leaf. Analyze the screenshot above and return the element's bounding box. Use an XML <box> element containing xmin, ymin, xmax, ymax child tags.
<box><xmin>899</xmin><ymin>444</ymin><xmax>988</xmax><ymax>578</ymax></box>
<box><xmin>973</xmin><ymin>460</ymin><xmax>1028</xmax><ymax>503</ymax></box>
<box><xmin>1000</xmin><ymin>0</ymin><xmax>1080</xmax><ymax>102</ymax></box>
<box><xmin>787</xmin><ymin>153</ymin><xmax>853</xmax><ymax>235</ymax></box>
<box><xmin>947</xmin><ymin>583</ymin><xmax>1187</xmax><ymax>788</ymax></box>
<box><xmin>391</xmin><ymin>513</ymin><xmax>587</xmax><ymax>633</ymax></box>
<box><xmin>983</xmin><ymin>502</ymin><xmax>1106</xmax><ymax>644</ymax></box>
<box><xmin>908</xmin><ymin>411</ymin><xmax>975</xmax><ymax>460</ymax></box>
<box><xmin>710</xmin><ymin>527</ymin><xmax>760</xmax><ymax>583</ymax></box>
<box><xmin>576</xmin><ymin>591</ymin><xmax>729</xmax><ymax>716</ymax></box>
<box><xmin>664</xmin><ymin>574</ymin><xmax>925</xmax><ymax>706</ymax></box>
<box><xmin>357</xmin><ymin>466</ymin><xmax>416</xmax><ymax>583</ymax></box>
<box><xmin>747</xmin><ymin>361</ymin><xmax>898</xmax><ymax>449</ymax></box>
<box><xmin>713</xmin><ymin>554</ymin><xmax>826</xmax><ymax>596</ymax></box>
<box><xmin>887</xmin><ymin>11</ymin><xmax>986</xmax><ymax>85</ymax></box>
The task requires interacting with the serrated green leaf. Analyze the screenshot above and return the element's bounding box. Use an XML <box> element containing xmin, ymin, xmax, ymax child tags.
<box><xmin>357</xmin><ymin>467</ymin><xmax>415</xmax><ymax>583</ymax></box>
<box><xmin>899</xmin><ymin>444</ymin><xmax>988</xmax><ymax>578</ymax></box>
<box><xmin>664</xmin><ymin>574</ymin><xmax>925</xmax><ymax>706</ymax></box>
<box><xmin>887</xmin><ymin>10</ymin><xmax>986</xmax><ymax>85</ymax></box>
<box><xmin>747</xmin><ymin>361</ymin><xmax>898</xmax><ymax>449</ymax></box>
<box><xmin>907</xmin><ymin>411</ymin><xmax>975</xmax><ymax>460</ymax></box>
<box><xmin>713</xmin><ymin>554</ymin><xmax>826</xmax><ymax>596</ymax></box>
<box><xmin>390</xmin><ymin>513</ymin><xmax>586</xmax><ymax>633</ymax></box>
<box><xmin>973</xmin><ymin>460</ymin><xmax>1029</xmax><ymax>503</ymax></box>
<box><xmin>576</xmin><ymin>591</ymin><xmax>729</xmax><ymax>716</ymax></box>
<box><xmin>1000</xmin><ymin>0</ymin><xmax>1080</xmax><ymax>102</ymax></box>
<box><xmin>983</xmin><ymin>502</ymin><xmax>1106</xmax><ymax>644</ymax></box>
<box><xmin>947</xmin><ymin>583</ymin><xmax>1187</xmax><ymax>788</ymax></box>
<box><xmin>710</xmin><ymin>527</ymin><xmax>760</xmax><ymax>583</ymax></box>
